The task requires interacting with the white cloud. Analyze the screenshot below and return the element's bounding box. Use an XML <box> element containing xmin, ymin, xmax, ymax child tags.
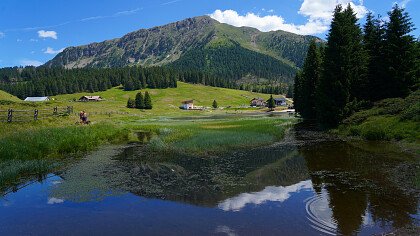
<box><xmin>16</xmin><ymin>39</ymin><xmax>22</xmax><ymax>42</ymax></box>
<box><xmin>30</xmin><ymin>38</ymin><xmax>38</xmax><ymax>42</ymax></box>
<box><xmin>0</xmin><ymin>32</ymin><xmax>5</xmax><ymax>39</ymax></box>
<box><xmin>38</xmin><ymin>30</ymin><xmax>58</xmax><ymax>39</ymax></box>
<box><xmin>47</xmin><ymin>197</ymin><xmax>65</xmax><ymax>205</ymax></box>
<box><xmin>218</xmin><ymin>180</ymin><xmax>313</xmax><ymax>212</ymax></box>
<box><xmin>20</xmin><ymin>59</ymin><xmax>43</xmax><ymax>67</ymax></box>
<box><xmin>44</xmin><ymin>47</ymin><xmax>65</xmax><ymax>54</ymax></box>
<box><xmin>210</xmin><ymin>0</ymin><xmax>368</xmax><ymax>35</ymax></box>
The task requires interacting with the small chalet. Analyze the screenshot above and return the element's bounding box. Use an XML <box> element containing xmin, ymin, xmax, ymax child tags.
<box><xmin>79</xmin><ymin>96</ymin><xmax>103</xmax><ymax>102</ymax></box>
<box><xmin>250</xmin><ymin>98</ymin><xmax>266</xmax><ymax>107</ymax></box>
<box><xmin>181</xmin><ymin>100</ymin><xmax>194</xmax><ymax>110</ymax></box>
<box><xmin>274</xmin><ymin>97</ymin><xmax>287</xmax><ymax>106</ymax></box>
<box><xmin>24</xmin><ymin>97</ymin><xmax>50</xmax><ymax>102</ymax></box>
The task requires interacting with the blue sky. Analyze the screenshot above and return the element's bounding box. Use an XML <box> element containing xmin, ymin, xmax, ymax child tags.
<box><xmin>0</xmin><ymin>0</ymin><xmax>418</xmax><ymax>68</ymax></box>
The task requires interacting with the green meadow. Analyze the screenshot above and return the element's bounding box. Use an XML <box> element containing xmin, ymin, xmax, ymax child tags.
<box><xmin>0</xmin><ymin>83</ymin><xmax>293</xmax><ymax>191</ymax></box>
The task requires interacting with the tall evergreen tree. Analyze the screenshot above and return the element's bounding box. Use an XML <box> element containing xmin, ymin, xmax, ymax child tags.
<box><xmin>293</xmin><ymin>72</ymin><xmax>303</xmax><ymax>113</ymax></box>
<box><xmin>298</xmin><ymin>40</ymin><xmax>321</xmax><ymax>119</ymax></box>
<box><xmin>135</xmin><ymin>92</ymin><xmax>144</xmax><ymax>109</ymax></box>
<box><xmin>144</xmin><ymin>91</ymin><xmax>153</xmax><ymax>109</ymax></box>
<box><xmin>316</xmin><ymin>4</ymin><xmax>367</xmax><ymax>127</ymax></box>
<box><xmin>363</xmin><ymin>12</ymin><xmax>386</xmax><ymax>101</ymax></box>
<box><xmin>267</xmin><ymin>95</ymin><xmax>275</xmax><ymax>111</ymax></box>
<box><xmin>383</xmin><ymin>5</ymin><xmax>416</xmax><ymax>98</ymax></box>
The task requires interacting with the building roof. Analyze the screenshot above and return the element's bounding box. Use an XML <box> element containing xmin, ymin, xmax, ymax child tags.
<box><xmin>24</xmin><ymin>97</ymin><xmax>49</xmax><ymax>102</ymax></box>
<box><xmin>182</xmin><ymin>100</ymin><xmax>194</xmax><ymax>104</ymax></box>
<box><xmin>251</xmin><ymin>97</ymin><xmax>265</xmax><ymax>102</ymax></box>
<box><xmin>274</xmin><ymin>97</ymin><xmax>286</xmax><ymax>102</ymax></box>
<box><xmin>80</xmin><ymin>96</ymin><xmax>102</xmax><ymax>100</ymax></box>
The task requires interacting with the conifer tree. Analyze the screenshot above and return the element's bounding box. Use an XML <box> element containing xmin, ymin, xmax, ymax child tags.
<box><xmin>127</xmin><ymin>98</ymin><xmax>135</xmax><ymax>108</ymax></box>
<box><xmin>293</xmin><ymin>72</ymin><xmax>303</xmax><ymax>113</ymax></box>
<box><xmin>135</xmin><ymin>92</ymin><xmax>144</xmax><ymax>109</ymax></box>
<box><xmin>212</xmin><ymin>100</ymin><xmax>218</xmax><ymax>109</ymax></box>
<box><xmin>267</xmin><ymin>95</ymin><xmax>275</xmax><ymax>111</ymax></box>
<box><xmin>316</xmin><ymin>4</ymin><xmax>367</xmax><ymax>126</ymax></box>
<box><xmin>363</xmin><ymin>12</ymin><xmax>386</xmax><ymax>101</ymax></box>
<box><xmin>144</xmin><ymin>91</ymin><xmax>153</xmax><ymax>109</ymax></box>
<box><xmin>299</xmin><ymin>40</ymin><xmax>321</xmax><ymax>119</ymax></box>
<box><xmin>383</xmin><ymin>5</ymin><xmax>416</xmax><ymax>98</ymax></box>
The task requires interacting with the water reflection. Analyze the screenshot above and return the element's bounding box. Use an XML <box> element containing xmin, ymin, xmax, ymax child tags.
<box><xmin>218</xmin><ymin>180</ymin><xmax>312</xmax><ymax>212</ymax></box>
<box><xmin>0</xmin><ymin>123</ymin><xmax>419</xmax><ymax>235</ymax></box>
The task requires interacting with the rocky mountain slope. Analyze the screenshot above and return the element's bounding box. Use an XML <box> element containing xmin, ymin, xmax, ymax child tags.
<box><xmin>45</xmin><ymin>16</ymin><xmax>319</xmax><ymax>82</ymax></box>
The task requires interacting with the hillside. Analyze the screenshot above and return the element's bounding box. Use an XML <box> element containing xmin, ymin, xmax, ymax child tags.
<box><xmin>0</xmin><ymin>90</ymin><xmax>20</xmax><ymax>102</ymax></box>
<box><xmin>338</xmin><ymin>90</ymin><xmax>420</xmax><ymax>143</ymax></box>
<box><xmin>45</xmin><ymin>16</ymin><xmax>319</xmax><ymax>83</ymax></box>
<box><xmin>51</xmin><ymin>82</ymin><xmax>281</xmax><ymax>117</ymax></box>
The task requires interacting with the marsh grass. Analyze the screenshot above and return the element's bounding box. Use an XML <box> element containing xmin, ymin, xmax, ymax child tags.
<box><xmin>138</xmin><ymin>117</ymin><xmax>293</xmax><ymax>156</ymax></box>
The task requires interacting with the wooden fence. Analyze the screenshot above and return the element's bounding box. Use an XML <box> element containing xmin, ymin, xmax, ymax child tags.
<box><xmin>0</xmin><ymin>106</ymin><xmax>73</xmax><ymax>123</ymax></box>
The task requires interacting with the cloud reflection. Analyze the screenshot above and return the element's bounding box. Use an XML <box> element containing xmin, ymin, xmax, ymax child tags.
<box><xmin>218</xmin><ymin>180</ymin><xmax>312</xmax><ymax>212</ymax></box>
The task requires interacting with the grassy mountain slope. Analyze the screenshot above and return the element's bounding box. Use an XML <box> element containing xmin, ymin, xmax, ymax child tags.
<box><xmin>45</xmin><ymin>16</ymin><xmax>318</xmax><ymax>83</ymax></box>
<box><xmin>0</xmin><ymin>90</ymin><xmax>21</xmax><ymax>102</ymax></box>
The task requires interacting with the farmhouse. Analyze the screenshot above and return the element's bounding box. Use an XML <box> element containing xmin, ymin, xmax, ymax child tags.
<box><xmin>274</xmin><ymin>97</ymin><xmax>287</xmax><ymax>106</ymax></box>
<box><xmin>181</xmin><ymin>100</ymin><xmax>194</xmax><ymax>110</ymax></box>
<box><xmin>79</xmin><ymin>96</ymin><xmax>103</xmax><ymax>102</ymax></box>
<box><xmin>250</xmin><ymin>98</ymin><xmax>266</xmax><ymax>107</ymax></box>
<box><xmin>24</xmin><ymin>97</ymin><xmax>50</xmax><ymax>102</ymax></box>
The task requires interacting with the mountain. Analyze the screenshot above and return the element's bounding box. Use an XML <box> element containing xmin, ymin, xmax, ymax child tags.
<box><xmin>45</xmin><ymin>16</ymin><xmax>319</xmax><ymax>83</ymax></box>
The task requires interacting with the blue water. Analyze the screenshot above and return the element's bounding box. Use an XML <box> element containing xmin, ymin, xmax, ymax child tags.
<box><xmin>0</xmin><ymin>134</ymin><xmax>419</xmax><ymax>235</ymax></box>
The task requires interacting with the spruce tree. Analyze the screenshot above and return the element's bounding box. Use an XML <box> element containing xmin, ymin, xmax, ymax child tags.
<box><xmin>363</xmin><ymin>12</ymin><xmax>386</xmax><ymax>101</ymax></box>
<box><xmin>267</xmin><ymin>95</ymin><xmax>275</xmax><ymax>111</ymax></box>
<box><xmin>212</xmin><ymin>100</ymin><xmax>218</xmax><ymax>109</ymax></box>
<box><xmin>293</xmin><ymin>72</ymin><xmax>303</xmax><ymax>113</ymax></box>
<box><xmin>317</xmin><ymin>4</ymin><xmax>367</xmax><ymax>127</ymax></box>
<box><xmin>299</xmin><ymin>40</ymin><xmax>321</xmax><ymax>120</ymax></box>
<box><xmin>383</xmin><ymin>5</ymin><xmax>416</xmax><ymax>98</ymax></box>
<box><xmin>135</xmin><ymin>92</ymin><xmax>144</xmax><ymax>109</ymax></box>
<box><xmin>127</xmin><ymin>98</ymin><xmax>135</xmax><ymax>108</ymax></box>
<box><xmin>144</xmin><ymin>91</ymin><xmax>153</xmax><ymax>109</ymax></box>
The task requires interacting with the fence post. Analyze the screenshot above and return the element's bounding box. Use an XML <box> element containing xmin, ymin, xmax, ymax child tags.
<box><xmin>53</xmin><ymin>107</ymin><xmax>58</xmax><ymax>115</ymax></box>
<box><xmin>7</xmin><ymin>109</ymin><xmax>13</xmax><ymax>123</ymax></box>
<box><xmin>34</xmin><ymin>109</ymin><xmax>38</xmax><ymax>121</ymax></box>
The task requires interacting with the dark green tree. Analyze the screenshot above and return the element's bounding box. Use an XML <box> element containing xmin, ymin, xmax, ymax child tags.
<box><xmin>127</xmin><ymin>98</ymin><xmax>135</xmax><ymax>108</ymax></box>
<box><xmin>144</xmin><ymin>91</ymin><xmax>153</xmax><ymax>109</ymax></box>
<box><xmin>298</xmin><ymin>40</ymin><xmax>321</xmax><ymax>119</ymax></box>
<box><xmin>363</xmin><ymin>12</ymin><xmax>386</xmax><ymax>101</ymax></box>
<box><xmin>383</xmin><ymin>5</ymin><xmax>416</xmax><ymax>98</ymax></box>
<box><xmin>212</xmin><ymin>100</ymin><xmax>218</xmax><ymax>108</ymax></box>
<box><xmin>316</xmin><ymin>4</ymin><xmax>367</xmax><ymax>127</ymax></box>
<box><xmin>293</xmin><ymin>72</ymin><xmax>303</xmax><ymax>113</ymax></box>
<box><xmin>267</xmin><ymin>95</ymin><xmax>275</xmax><ymax>111</ymax></box>
<box><xmin>135</xmin><ymin>92</ymin><xmax>144</xmax><ymax>109</ymax></box>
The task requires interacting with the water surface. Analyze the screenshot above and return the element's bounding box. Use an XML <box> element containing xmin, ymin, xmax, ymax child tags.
<box><xmin>1</xmin><ymin>126</ymin><xmax>419</xmax><ymax>235</ymax></box>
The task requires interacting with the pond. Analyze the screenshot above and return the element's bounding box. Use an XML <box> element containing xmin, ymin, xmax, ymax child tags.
<box><xmin>0</xmin><ymin>125</ymin><xmax>419</xmax><ymax>235</ymax></box>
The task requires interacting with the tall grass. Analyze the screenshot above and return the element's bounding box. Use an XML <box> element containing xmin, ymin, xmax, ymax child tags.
<box><xmin>0</xmin><ymin>123</ymin><xmax>129</xmax><ymax>160</ymax></box>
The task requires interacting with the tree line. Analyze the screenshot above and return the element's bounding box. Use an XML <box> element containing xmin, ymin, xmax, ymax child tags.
<box><xmin>294</xmin><ymin>4</ymin><xmax>419</xmax><ymax>127</ymax></box>
<box><xmin>0</xmin><ymin>66</ymin><xmax>177</xmax><ymax>99</ymax></box>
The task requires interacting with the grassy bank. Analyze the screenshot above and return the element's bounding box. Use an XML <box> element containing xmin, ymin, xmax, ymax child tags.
<box><xmin>0</xmin><ymin>123</ymin><xmax>129</xmax><ymax>190</ymax></box>
<box><xmin>338</xmin><ymin>90</ymin><xmax>420</xmax><ymax>144</ymax></box>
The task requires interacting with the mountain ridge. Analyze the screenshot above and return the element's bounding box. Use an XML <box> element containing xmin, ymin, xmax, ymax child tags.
<box><xmin>45</xmin><ymin>16</ymin><xmax>320</xmax><ymax>83</ymax></box>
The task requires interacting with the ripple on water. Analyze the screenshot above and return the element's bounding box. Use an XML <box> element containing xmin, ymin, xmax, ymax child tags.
<box><xmin>305</xmin><ymin>189</ymin><xmax>338</xmax><ymax>235</ymax></box>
